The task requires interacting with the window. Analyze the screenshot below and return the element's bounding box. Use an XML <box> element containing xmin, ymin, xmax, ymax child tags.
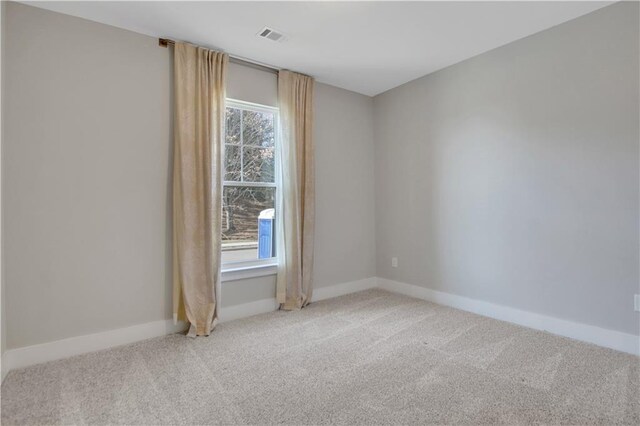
<box><xmin>222</xmin><ymin>100</ymin><xmax>278</xmax><ymax>270</ymax></box>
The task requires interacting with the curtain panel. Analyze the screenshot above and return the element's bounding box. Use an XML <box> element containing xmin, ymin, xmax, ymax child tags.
<box><xmin>172</xmin><ymin>42</ymin><xmax>228</xmax><ymax>336</ymax></box>
<box><xmin>276</xmin><ymin>70</ymin><xmax>315</xmax><ymax>310</ymax></box>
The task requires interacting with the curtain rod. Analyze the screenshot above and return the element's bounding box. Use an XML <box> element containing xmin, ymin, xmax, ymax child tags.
<box><xmin>159</xmin><ymin>38</ymin><xmax>279</xmax><ymax>75</ymax></box>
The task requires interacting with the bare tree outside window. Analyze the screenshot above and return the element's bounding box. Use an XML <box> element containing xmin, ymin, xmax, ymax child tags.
<box><xmin>222</xmin><ymin>103</ymin><xmax>277</xmax><ymax>263</ymax></box>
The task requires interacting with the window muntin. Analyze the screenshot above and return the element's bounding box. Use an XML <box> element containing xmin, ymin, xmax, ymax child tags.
<box><xmin>222</xmin><ymin>100</ymin><xmax>278</xmax><ymax>268</ymax></box>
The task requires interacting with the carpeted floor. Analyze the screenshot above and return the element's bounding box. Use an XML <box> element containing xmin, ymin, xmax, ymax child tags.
<box><xmin>1</xmin><ymin>289</ymin><xmax>639</xmax><ymax>425</ymax></box>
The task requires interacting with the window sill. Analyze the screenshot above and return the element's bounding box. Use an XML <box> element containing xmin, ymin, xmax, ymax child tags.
<box><xmin>221</xmin><ymin>263</ymin><xmax>278</xmax><ymax>282</ymax></box>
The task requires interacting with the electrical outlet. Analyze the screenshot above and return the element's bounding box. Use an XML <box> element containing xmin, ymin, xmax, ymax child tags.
<box><xmin>391</xmin><ymin>257</ymin><xmax>398</xmax><ymax>268</ymax></box>
<box><xmin>635</xmin><ymin>294</ymin><xmax>640</xmax><ymax>312</ymax></box>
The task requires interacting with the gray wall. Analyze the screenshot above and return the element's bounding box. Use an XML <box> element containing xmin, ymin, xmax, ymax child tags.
<box><xmin>222</xmin><ymin>81</ymin><xmax>377</xmax><ymax>306</ymax></box>
<box><xmin>373</xmin><ymin>2</ymin><xmax>639</xmax><ymax>335</ymax></box>
<box><xmin>222</xmin><ymin>63</ymin><xmax>278</xmax><ymax>308</ymax></box>
<box><xmin>3</xmin><ymin>2</ymin><xmax>376</xmax><ymax>349</ymax></box>
<box><xmin>1</xmin><ymin>0</ymin><xmax>6</xmax><ymax>361</ymax></box>
<box><xmin>4</xmin><ymin>2</ymin><xmax>172</xmax><ymax>350</ymax></box>
<box><xmin>5</xmin><ymin>0</ymin><xmax>636</xmax><ymax>350</ymax></box>
<box><xmin>222</xmin><ymin>69</ymin><xmax>377</xmax><ymax>307</ymax></box>
<box><xmin>314</xmin><ymin>83</ymin><xmax>376</xmax><ymax>288</ymax></box>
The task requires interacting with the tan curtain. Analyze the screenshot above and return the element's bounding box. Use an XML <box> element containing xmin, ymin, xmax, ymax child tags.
<box><xmin>276</xmin><ymin>70</ymin><xmax>315</xmax><ymax>310</ymax></box>
<box><xmin>172</xmin><ymin>42</ymin><xmax>228</xmax><ymax>336</ymax></box>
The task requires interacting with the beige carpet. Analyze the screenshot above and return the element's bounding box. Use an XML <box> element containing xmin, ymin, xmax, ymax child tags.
<box><xmin>2</xmin><ymin>289</ymin><xmax>639</xmax><ymax>425</ymax></box>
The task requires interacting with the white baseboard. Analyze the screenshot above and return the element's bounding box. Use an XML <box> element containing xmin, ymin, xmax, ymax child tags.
<box><xmin>377</xmin><ymin>278</ymin><xmax>640</xmax><ymax>356</ymax></box>
<box><xmin>3</xmin><ymin>276</ymin><xmax>635</xmax><ymax>381</ymax></box>
<box><xmin>1</xmin><ymin>277</ymin><xmax>378</xmax><ymax>379</ymax></box>
<box><xmin>2</xmin><ymin>319</ymin><xmax>188</xmax><ymax>376</ymax></box>
<box><xmin>217</xmin><ymin>276</ymin><xmax>379</xmax><ymax>322</ymax></box>
<box><xmin>313</xmin><ymin>277</ymin><xmax>378</xmax><ymax>302</ymax></box>
<box><xmin>1</xmin><ymin>354</ymin><xmax>8</xmax><ymax>383</ymax></box>
<box><xmin>218</xmin><ymin>298</ymin><xmax>279</xmax><ymax>322</ymax></box>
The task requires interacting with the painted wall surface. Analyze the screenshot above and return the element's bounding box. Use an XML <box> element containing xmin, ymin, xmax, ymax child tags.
<box><xmin>4</xmin><ymin>0</ymin><xmax>637</xmax><ymax>350</ymax></box>
<box><xmin>1</xmin><ymin>0</ymin><xmax>6</xmax><ymax>365</ymax></box>
<box><xmin>4</xmin><ymin>2</ymin><xmax>173</xmax><ymax>350</ymax></box>
<box><xmin>3</xmin><ymin>2</ymin><xmax>376</xmax><ymax>348</ymax></box>
<box><xmin>314</xmin><ymin>82</ymin><xmax>376</xmax><ymax>288</ymax></box>
<box><xmin>223</xmin><ymin>70</ymin><xmax>377</xmax><ymax>306</ymax></box>
<box><xmin>373</xmin><ymin>2</ymin><xmax>640</xmax><ymax>335</ymax></box>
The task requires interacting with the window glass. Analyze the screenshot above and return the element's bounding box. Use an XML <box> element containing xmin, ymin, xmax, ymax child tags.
<box><xmin>222</xmin><ymin>101</ymin><xmax>278</xmax><ymax>266</ymax></box>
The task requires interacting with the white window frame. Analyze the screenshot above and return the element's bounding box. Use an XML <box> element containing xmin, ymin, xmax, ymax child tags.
<box><xmin>221</xmin><ymin>98</ymin><xmax>279</xmax><ymax>279</ymax></box>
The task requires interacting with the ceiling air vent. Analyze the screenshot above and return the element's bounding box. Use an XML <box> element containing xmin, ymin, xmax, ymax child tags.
<box><xmin>257</xmin><ymin>27</ymin><xmax>285</xmax><ymax>42</ymax></box>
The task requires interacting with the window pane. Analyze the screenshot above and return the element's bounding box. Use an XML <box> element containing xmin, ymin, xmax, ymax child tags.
<box><xmin>222</xmin><ymin>186</ymin><xmax>276</xmax><ymax>261</ymax></box>
<box><xmin>224</xmin><ymin>145</ymin><xmax>241</xmax><ymax>182</ymax></box>
<box><xmin>242</xmin><ymin>110</ymin><xmax>275</xmax><ymax>147</ymax></box>
<box><xmin>243</xmin><ymin>147</ymin><xmax>275</xmax><ymax>183</ymax></box>
<box><xmin>225</xmin><ymin>107</ymin><xmax>241</xmax><ymax>145</ymax></box>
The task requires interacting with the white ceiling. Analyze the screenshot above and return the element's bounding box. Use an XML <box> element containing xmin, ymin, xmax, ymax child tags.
<box><xmin>24</xmin><ymin>1</ymin><xmax>612</xmax><ymax>96</ymax></box>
